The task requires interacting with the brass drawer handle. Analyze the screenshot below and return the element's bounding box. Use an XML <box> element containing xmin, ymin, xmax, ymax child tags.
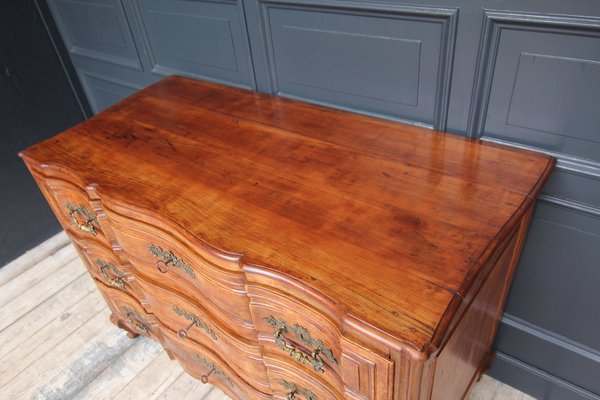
<box><xmin>147</xmin><ymin>244</ymin><xmax>195</xmax><ymax>279</ymax></box>
<box><xmin>274</xmin><ymin>327</ymin><xmax>324</xmax><ymax>373</ymax></box>
<box><xmin>96</xmin><ymin>259</ymin><xmax>126</xmax><ymax>291</ymax></box>
<box><xmin>264</xmin><ymin>316</ymin><xmax>338</xmax><ymax>373</ymax></box>
<box><xmin>194</xmin><ymin>354</ymin><xmax>233</xmax><ymax>387</ymax></box>
<box><xmin>280</xmin><ymin>380</ymin><xmax>317</xmax><ymax>400</ymax></box>
<box><xmin>173</xmin><ymin>306</ymin><xmax>217</xmax><ymax>340</ymax></box>
<box><xmin>123</xmin><ymin>307</ymin><xmax>149</xmax><ymax>336</ymax></box>
<box><xmin>64</xmin><ymin>203</ymin><xmax>98</xmax><ymax>235</ymax></box>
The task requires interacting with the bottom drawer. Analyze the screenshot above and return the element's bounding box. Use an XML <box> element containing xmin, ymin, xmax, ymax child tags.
<box><xmin>160</xmin><ymin>322</ymin><xmax>272</xmax><ymax>400</ymax></box>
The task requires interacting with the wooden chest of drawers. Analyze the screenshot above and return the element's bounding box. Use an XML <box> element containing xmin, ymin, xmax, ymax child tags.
<box><xmin>20</xmin><ymin>76</ymin><xmax>554</xmax><ymax>400</ymax></box>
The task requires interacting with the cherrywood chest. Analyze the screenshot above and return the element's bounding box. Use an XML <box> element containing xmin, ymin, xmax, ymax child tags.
<box><xmin>20</xmin><ymin>76</ymin><xmax>554</xmax><ymax>400</ymax></box>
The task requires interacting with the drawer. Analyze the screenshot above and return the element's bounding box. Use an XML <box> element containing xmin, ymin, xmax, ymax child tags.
<box><xmin>340</xmin><ymin>338</ymin><xmax>394</xmax><ymax>400</ymax></box>
<box><xmin>100</xmin><ymin>284</ymin><xmax>161</xmax><ymax>341</ymax></box>
<box><xmin>41</xmin><ymin>178</ymin><xmax>111</xmax><ymax>245</ymax></box>
<box><xmin>102</xmin><ymin>205</ymin><xmax>255</xmax><ymax>337</ymax></box>
<box><xmin>247</xmin><ymin>284</ymin><xmax>345</xmax><ymax>392</ymax></box>
<box><xmin>135</xmin><ymin>275</ymin><xmax>271</xmax><ymax>393</ymax></box>
<box><xmin>160</xmin><ymin>321</ymin><xmax>272</xmax><ymax>400</ymax></box>
<box><xmin>265</xmin><ymin>353</ymin><xmax>343</xmax><ymax>400</ymax></box>
<box><xmin>72</xmin><ymin>238</ymin><xmax>136</xmax><ymax>295</ymax></box>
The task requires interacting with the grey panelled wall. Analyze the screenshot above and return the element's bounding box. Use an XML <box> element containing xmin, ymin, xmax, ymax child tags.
<box><xmin>45</xmin><ymin>0</ymin><xmax>600</xmax><ymax>398</ymax></box>
<box><xmin>468</xmin><ymin>11</ymin><xmax>600</xmax><ymax>399</ymax></box>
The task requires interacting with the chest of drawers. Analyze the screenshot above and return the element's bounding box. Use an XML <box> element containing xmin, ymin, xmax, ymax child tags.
<box><xmin>20</xmin><ymin>76</ymin><xmax>554</xmax><ymax>400</ymax></box>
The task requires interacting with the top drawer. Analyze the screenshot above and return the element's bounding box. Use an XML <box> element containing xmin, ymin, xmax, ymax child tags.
<box><xmin>102</xmin><ymin>204</ymin><xmax>257</xmax><ymax>339</ymax></box>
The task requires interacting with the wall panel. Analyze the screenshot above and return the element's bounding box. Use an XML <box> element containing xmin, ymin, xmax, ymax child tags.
<box><xmin>78</xmin><ymin>71</ymin><xmax>143</xmax><ymax>113</ymax></box>
<box><xmin>260</xmin><ymin>1</ymin><xmax>457</xmax><ymax>128</ymax></box>
<box><xmin>133</xmin><ymin>0</ymin><xmax>255</xmax><ymax>88</ymax></box>
<box><xmin>495</xmin><ymin>315</ymin><xmax>600</xmax><ymax>398</ymax></box>
<box><xmin>470</xmin><ymin>12</ymin><xmax>600</xmax><ymax>161</ymax></box>
<box><xmin>46</xmin><ymin>0</ymin><xmax>143</xmax><ymax>69</ymax></box>
<box><xmin>504</xmin><ymin>202</ymin><xmax>600</xmax><ymax>350</ymax></box>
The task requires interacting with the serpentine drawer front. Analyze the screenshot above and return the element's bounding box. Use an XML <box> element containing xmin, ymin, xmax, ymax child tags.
<box><xmin>20</xmin><ymin>76</ymin><xmax>554</xmax><ymax>399</ymax></box>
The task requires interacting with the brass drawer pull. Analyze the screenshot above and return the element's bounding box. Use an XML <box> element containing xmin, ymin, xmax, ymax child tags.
<box><xmin>123</xmin><ymin>307</ymin><xmax>149</xmax><ymax>336</ymax></box>
<box><xmin>64</xmin><ymin>203</ymin><xmax>98</xmax><ymax>235</ymax></box>
<box><xmin>147</xmin><ymin>244</ymin><xmax>195</xmax><ymax>279</ymax></box>
<box><xmin>173</xmin><ymin>306</ymin><xmax>217</xmax><ymax>340</ymax></box>
<box><xmin>264</xmin><ymin>316</ymin><xmax>338</xmax><ymax>373</ymax></box>
<box><xmin>280</xmin><ymin>380</ymin><xmax>317</xmax><ymax>400</ymax></box>
<box><xmin>96</xmin><ymin>259</ymin><xmax>126</xmax><ymax>291</ymax></box>
<box><xmin>194</xmin><ymin>354</ymin><xmax>233</xmax><ymax>386</ymax></box>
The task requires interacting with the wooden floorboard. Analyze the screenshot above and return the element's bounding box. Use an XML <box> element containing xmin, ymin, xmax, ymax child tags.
<box><xmin>71</xmin><ymin>335</ymin><xmax>163</xmax><ymax>400</ymax></box>
<box><xmin>112</xmin><ymin>348</ymin><xmax>186</xmax><ymax>400</ymax></box>
<box><xmin>0</xmin><ymin>290</ymin><xmax>106</xmax><ymax>385</ymax></box>
<box><xmin>153</xmin><ymin>372</ymin><xmax>210</xmax><ymax>400</ymax></box>
<box><xmin>0</xmin><ymin>235</ymin><xmax>534</xmax><ymax>400</ymax></box>
<box><xmin>0</xmin><ymin>244</ymin><xmax>76</xmax><ymax>306</ymax></box>
<box><xmin>0</xmin><ymin>274</ymin><xmax>97</xmax><ymax>359</ymax></box>
<box><xmin>0</xmin><ymin>232</ymin><xmax>70</xmax><ymax>287</ymax></box>
<box><xmin>0</xmin><ymin>257</ymin><xmax>85</xmax><ymax>331</ymax></box>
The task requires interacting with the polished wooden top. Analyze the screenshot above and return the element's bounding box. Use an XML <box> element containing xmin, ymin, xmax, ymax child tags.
<box><xmin>21</xmin><ymin>76</ymin><xmax>554</xmax><ymax>353</ymax></box>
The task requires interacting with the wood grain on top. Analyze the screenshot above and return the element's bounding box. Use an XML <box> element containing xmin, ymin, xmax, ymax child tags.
<box><xmin>21</xmin><ymin>76</ymin><xmax>554</xmax><ymax>352</ymax></box>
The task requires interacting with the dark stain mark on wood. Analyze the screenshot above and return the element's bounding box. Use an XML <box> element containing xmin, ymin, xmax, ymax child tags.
<box><xmin>165</xmin><ymin>139</ymin><xmax>177</xmax><ymax>152</ymax></box>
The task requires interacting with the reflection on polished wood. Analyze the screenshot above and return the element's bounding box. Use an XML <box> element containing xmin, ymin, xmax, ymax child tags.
<box><xmin>19</xmin><ymin>76</ymin><xmax>554</xmax><ymax>399</ymax></box>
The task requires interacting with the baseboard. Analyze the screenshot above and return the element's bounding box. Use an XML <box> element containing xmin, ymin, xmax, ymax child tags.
<box><xmin>490</xmin><ymin>353</ymin><xmax>599</xmax><ymax>400</ymax></box>
<box><xmin>490</xmin><ymin>314</ymin><xmax>600</xmax><ymax>400</ymax></box>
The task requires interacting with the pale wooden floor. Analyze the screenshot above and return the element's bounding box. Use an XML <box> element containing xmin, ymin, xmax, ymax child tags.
<box><xmin>0</xmin><ymin>232</ymin><xmax>536</xmax><ymax>400</ymax></box>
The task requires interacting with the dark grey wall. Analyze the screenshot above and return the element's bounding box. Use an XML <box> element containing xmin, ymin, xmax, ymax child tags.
<box><xmin>0</xmin><ymin>0</ymin><xmax>89</xmax><ymax>266</ymax></box>
<box><xmin>44</xmin><ymin>0</ymin><xmax>600</xmax><ymax>398</ymax></box>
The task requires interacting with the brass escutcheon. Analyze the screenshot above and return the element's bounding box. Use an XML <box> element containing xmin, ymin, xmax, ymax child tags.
<box><xmin>147</xmin><ymin>244</ymin><xmax>195</xmax><ymax>279</ymax></box>
<box><xmin>173</xmin><ymin>306</ymin><xmax>218</xmax><ymax>340</ymax></box>
<box><xmin>194</xmin><ymin>354</ymin><xmax>233</xmax><ymax>387</ymax></box>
